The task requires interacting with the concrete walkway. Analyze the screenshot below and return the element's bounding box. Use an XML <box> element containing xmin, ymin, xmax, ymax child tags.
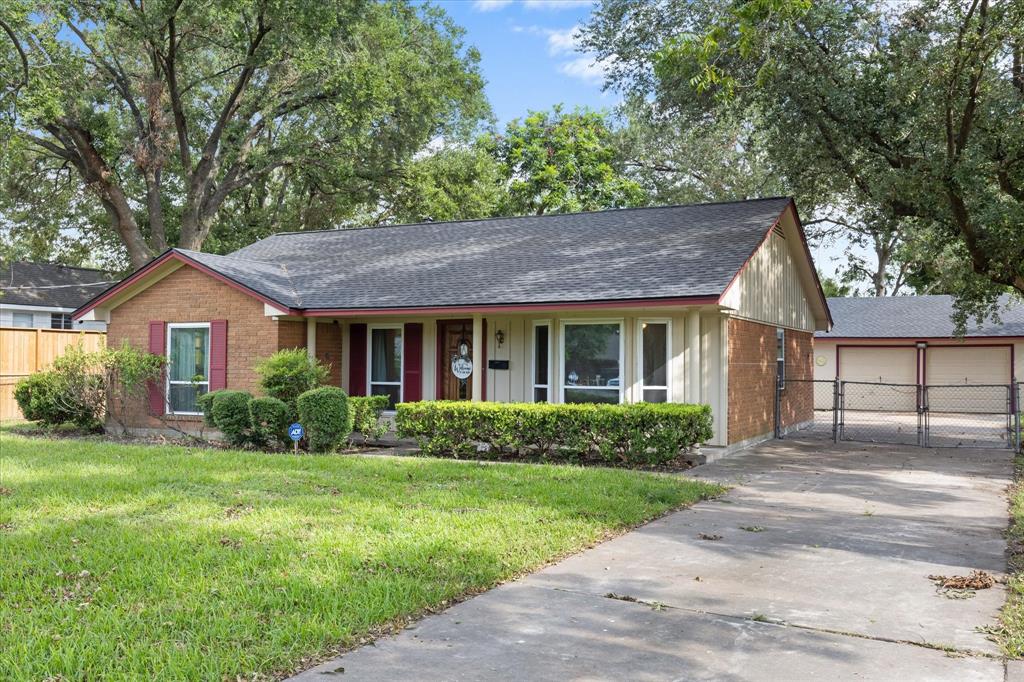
<box><xmin>293</xmin><ymin>437</ymin><xmax>1013</xmax><ymax>681</ymax></box>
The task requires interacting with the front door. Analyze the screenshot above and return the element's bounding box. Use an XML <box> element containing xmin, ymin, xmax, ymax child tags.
<box><xmin>438</xmin><ymin>319</ymin><xmax>474</xmax><ymax>400</ymax></box>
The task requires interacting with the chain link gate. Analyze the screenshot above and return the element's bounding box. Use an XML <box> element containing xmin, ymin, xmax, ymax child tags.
<box><xmin>776</xmin><ymin>376</ymin><xmax>1022</xmax><ymax>451</ymax></box>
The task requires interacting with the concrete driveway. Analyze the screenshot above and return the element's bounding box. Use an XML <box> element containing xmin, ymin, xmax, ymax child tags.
<box><xmin>293</xmin><ymin>437</ymin><xmax>1013</xmax><ymax>681</ymax></box>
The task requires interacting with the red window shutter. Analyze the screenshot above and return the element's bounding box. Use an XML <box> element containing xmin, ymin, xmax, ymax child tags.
<box><xmin>209</xmin><ymin>319</ymin><xmax>228</xmax><ymax>391</ymax></box>
<box><xmin>403</xmin><ymin>323</ymin><xmax>423</xmax><ymax>403</ymax></box>
<box><xmin>148</xmin><ymin>321</ymin><xmax>166</xmax><ymax>415</ymax></box>
<box><xmin>349</xmin><ymin>323</ymin><xmax>367</xmax><ymax>396</ymax></box>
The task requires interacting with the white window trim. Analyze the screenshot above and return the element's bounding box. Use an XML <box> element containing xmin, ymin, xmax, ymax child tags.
<box><xmin>11</xmin><ymin>311</ymin><xmax>35</xmax><ymax>328</ymax></box>
<box><xmin>777</xmin><ymin>327</ymin><xmax>786</xmax><ymax>390</ymax></box>
<box><xmin>530</xmin><ymin>320</ymin><xmax>552</xmax><ymax>403</ymax></box>
<box><xmin>367</xmin><ymin>323</ymin><xmax>404</xmax><ymax>403</ymax></box>
<box><xmin>559</xmin><ymin>319</ymin><xmax>625</xmax><ymax>404</ymax></box>
<box><xmin>166</xmin><ymin>322</ymin><xmax>210</xmax><ymax>416</ymax></box>
<box><xmin>637</xmin><ymin>318</ymin><xmax>672</xmax><ymax>402</ymax></box>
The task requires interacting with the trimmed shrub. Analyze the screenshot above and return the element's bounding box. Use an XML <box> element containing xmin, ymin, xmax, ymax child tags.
<box><xmin>249</xmin><ymin>396</ymin><xmax>291</xmax><ymax>449</ymax></box>
<box><xmin>349</xmin><ymin>395</ymin><xmax>390</xmax><ymax>441</ymax></box>
<box><xmin>13</xmin><ymin>371</ymin><xmax>89</xmax><ymax>427</ymax></box>
<box><xmin>297</xmin><ymin>386</ymin><xmax>352</xmax><ymax>453</ymax></box>
<box><xmin>196</xmin><ymin>391</ymin><xmax>218</xmax><ymax>427</ymax></box>
<box><xmin>395</xmin><ymin>402</ymin><xmax>714</xmax><ymax>466</ymax></box>
<box><xmin>210</xmin><ymin>390</ymin><xmax>253</xmax><ymax>447</ymax></box>
<box><xmin>255</xmin><ymin>349</ymin><xmax>329</xmax><ymax>412</ymax></box>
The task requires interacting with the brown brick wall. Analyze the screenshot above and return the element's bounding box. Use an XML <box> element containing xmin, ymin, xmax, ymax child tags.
<box><xmin>728</xmin><ymin>318</ymin><xmax>813</xmax><ymax>444</ymax></box>
<box><xmin>315</xmin><ymin>322</ymin><xmax>343</xmax><ymax>387</ymax></box>
<box><xmin>107</xmin><ymin>264</ymin><xmax>307</xmax><ymax>428</ymax></box>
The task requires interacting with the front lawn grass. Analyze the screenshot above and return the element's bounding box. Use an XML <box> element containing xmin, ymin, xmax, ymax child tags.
<box><xmin>0</xmin><ymin>432</ymin><xmax>721</xmax><ymax>680</ymax></box>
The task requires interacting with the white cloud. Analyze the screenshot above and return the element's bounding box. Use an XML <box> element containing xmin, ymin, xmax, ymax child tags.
<box><xmin>472</xmin><ymin>0</ymin><xmax>513</xmax><ymax>11</ymax></box>
<box><xmin>558</xmin><ymin>56</ymin><xmax>608</xmax><ymax>85</ymax></box>
<box><xmin>545</xmin><ymin>26</ymin><xmax>578</xmax><ymax>55</ymax></box>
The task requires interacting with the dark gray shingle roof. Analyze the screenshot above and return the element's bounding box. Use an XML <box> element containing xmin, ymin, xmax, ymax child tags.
<box><xmin>213</xmin><ymin>198</ymin><xmax>792</xmax><ymax>310</ymax></box>
<box><xmin>0</xmin><ymin>261</ymin><xmax>114</xmax><ymax>309</ymax></box>
<box><xmin>817</xmin><ymin>295</ymin><xmax>1024</xmax><ymax>338</ymax></box>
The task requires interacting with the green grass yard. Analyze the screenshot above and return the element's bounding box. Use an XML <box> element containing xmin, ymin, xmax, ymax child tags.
<box><xmin>1001</xmin><ymin>455</ymin><xmax>1024</xmax><ymax>656</ymax></box>
<box><xmin>0</xmin><ymin>432</ymin><xmax>720</xmax><ymax>680</ymax></box>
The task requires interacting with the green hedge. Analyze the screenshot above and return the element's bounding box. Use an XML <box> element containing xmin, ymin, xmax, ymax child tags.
<box><xmin>297</xmin><ymin>386</ymin><xmax>352</xmax><ymax>453</ymax></box>
<box><xmin>350</xmin><ymin>395</ymin><xmax>390</xmax><ymax>441</ymax></box>
<box><xmin>209</xmin><ymin>390</ymin><xmax>253</xmax><ymax>447</ymax></box>
<box><xmin>395</xmin><ymin>401</ymin><xmax>714</xmax><ymax>466</ymax></box>
<box><xmin>249</xmin><ymin>396</ymin><xmax>291</xmax><ymax>448</ymax></box>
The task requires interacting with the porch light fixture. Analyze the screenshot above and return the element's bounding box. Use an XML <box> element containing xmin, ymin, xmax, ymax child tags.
<box><xmin>495</xmin><ymin>328</ymin><xmax>505</xmax><ymax>347</ymax></box>
<box><xmin>916</xmin><ymin>341</ymin><xmax>927</xmax><ymax>349</ymax></box>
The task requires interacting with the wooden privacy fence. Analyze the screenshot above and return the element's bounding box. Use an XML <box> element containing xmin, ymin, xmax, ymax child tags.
<box><xmin>0</xmin><ymin>327</ymin><xmax>106</xmax><ymax>421</ymax></box>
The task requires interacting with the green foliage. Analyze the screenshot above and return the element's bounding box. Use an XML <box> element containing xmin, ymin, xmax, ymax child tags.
<box><xmin>395</xmin><ymin>401</ymin><xmax>714</xmax><ymax>466</ymax></box>
<box><xmin>296</xmin><ymin>387</ymin><xmax>352</xmax><ymax>453</ymax></box>
<box><xmin>1</xmin><ymin>0</ymin><xmax>488</xmax><ymax>268</ymax></box>
<box><xmin>819</xmin><ymin>273</ymin><xmax>854</xmax><ymax>298</ymax></box>
<box><xmin>210</xmin><ymin>391</ymin><xmax>253</xmax><ymax>448</ymax></box>
<box><xmin>487</xmin><ymin>106</ymin><xmax>647</xmax><ymax>216</ymax></box>
<box><xmin>13</xmin><ymin>342</ymin><xmax>162</xmax><ymax>431</ymax></box>
<box><xmin>248</xmin><ymin>397</ymin><xmax>292</xmax><ymax>449</ymax></box>
<box><xmin>349</xmin><ymin>395</ymin><xmax>390</xmax><ymax>441</ymax></box>
<box><xmin>584</xmin><ymin>0</ymin><xmax>1024</xmax><ymax>318</ymax></box>
<box><xmin>13</xmin><ymin>372</ymin><xmax>89</xmax><ymax>427</ymax></box>
<box><xmin>196</xmin><ymin>391</ymin><xmax>218</xmax><ymax>428</ymax></box>
<box><xmin>255</xmin><ymin>350</ymin><xmax>329</xmax><ymax>413</ymax></box>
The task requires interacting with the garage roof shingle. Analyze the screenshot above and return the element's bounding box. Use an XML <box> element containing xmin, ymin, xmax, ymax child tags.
<box><xmin>817</xmin><ymin>295</ymin><xmax>1024</xmax><ymax>338</ymax></box>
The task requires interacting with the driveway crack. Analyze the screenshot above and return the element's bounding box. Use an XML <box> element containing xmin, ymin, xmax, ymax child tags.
<box><xmin>548</xmin><ymin>586</ymin><xmax>1001</xmax><ymax>660</ymax></box>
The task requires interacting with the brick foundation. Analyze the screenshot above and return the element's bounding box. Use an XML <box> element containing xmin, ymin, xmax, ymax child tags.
<box><xmin>728</xmin><ymin>318</ymin><xmax>813</xmax><ymax>444</ymax></box>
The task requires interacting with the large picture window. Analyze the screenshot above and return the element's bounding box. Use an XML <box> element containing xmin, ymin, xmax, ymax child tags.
<box><xmin>532</xmin><ymin>322</ymin><xmax>550</xmax><ymax>402</ymax></box>
<box><xmin>369</xmin><ymin>326</ymin><xmax>403</xmax><ymax>408</ymax></box>
<box><xmin>561</xmin><ymin>321</ymin><xmax>622</xmax><ymax>404</ymax></box>
<box><xmin>639</xmin><ymin>320</ymin><xmax>670</xmax><ymax>403</ymax></box>
<box><xmin>167</xmin><ymin>324</ymin><xmax>209</xmax><ymax>414</ymax></box>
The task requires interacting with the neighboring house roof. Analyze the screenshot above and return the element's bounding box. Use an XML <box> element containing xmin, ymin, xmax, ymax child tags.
<box><xmin>817</xmin><ymin>295</ymin><xmax>1024</xmax><ymax>339</ymax></box>
<box><xmin>0</xmin><ymin>261</ymin><xmax>114</xmax><ymax>309</ymax></box>
<box><xmin>76</xmin><ymin>197</ymin><xmax>830</xmax><ymax>320</ymax></box>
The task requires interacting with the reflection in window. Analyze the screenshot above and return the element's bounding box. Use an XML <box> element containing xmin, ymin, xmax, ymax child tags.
<box><xmin>11</xmin><ymin>312</ymin><xmax>33</xmax><ymax>328</ymax></box>
<box><xmin>562</xmin><ymin>322</ymin><xmax>621</xmax><ymax>404</ymax></box>
<box><xmin>640</xmin><ymin>321</ymin><xmax>669</xmax><ymax>403</ymax></box>
<box><xmin>533</xmin><ymin>323</ymin><xmax>549</xmax><ymax>402</ymax></box>
<box><xmin>370</xmin><ymin>327</ymin><xmax>402</xmax><ymax>408</ymax></box>
<box><xmin>168</xmin><ymin>325</ymin><xmax>209</xmax><ymax>413</ymax></box>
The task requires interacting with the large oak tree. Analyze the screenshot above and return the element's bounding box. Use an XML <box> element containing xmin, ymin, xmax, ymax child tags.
<box><xmin>0</xmin><ymin>0</ymin><xmax>487</xmax><ymax>269</ymax></box>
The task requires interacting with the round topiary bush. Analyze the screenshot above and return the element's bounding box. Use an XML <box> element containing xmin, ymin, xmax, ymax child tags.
<box><xmin>210</xmin><ymin>390</ymin><xmax>253</xmax><ymax>447</ymax></box>
<box><xmin>296</xmin><ymin>386</ymin><xmax>352</xmax><ymax>453</ymax></box>
<box><xmin>249</xmin><ymin>396</ymin><xmax>291</xmax><ymax>449</ymax></box>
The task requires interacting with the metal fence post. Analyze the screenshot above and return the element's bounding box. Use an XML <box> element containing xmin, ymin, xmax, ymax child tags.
<box><xmin>838</xmin><ymin>380</ymin><xmax>846</xmax><ymax>442</ymax></box>
<box><xmin>918</xmin><ymin>384</ymin><xmax>926</xmax><ymax>448</ymax></box>
<box><xmin>1014</xmin><ymin>380</ymin><xmax>1022</xmax><ymax>453</ymax></box>
<box><xmin>832</xmin><ymin>378</ymin><xmax>840</xmax><ymax>443</ymax></box>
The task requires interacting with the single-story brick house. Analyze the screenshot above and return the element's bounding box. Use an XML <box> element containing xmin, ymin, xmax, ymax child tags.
<box><xmin>815</xmin><ymin>295</ymin><xmax>1022</xmax><ymax>388</ymax></box>
<box><xmin>74</xmin><ymin>197</ymin><xmax>832</xmax><ymax>450</ymax></box>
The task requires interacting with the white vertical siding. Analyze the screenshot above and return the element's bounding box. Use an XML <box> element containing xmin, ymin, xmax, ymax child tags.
<box><xmin>719</xmin><ymin>230</ymin><xmax>818</xmax><ymax>332</ymax></box>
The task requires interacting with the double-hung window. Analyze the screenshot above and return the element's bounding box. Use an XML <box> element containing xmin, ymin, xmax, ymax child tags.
<box><xmin>167</xmin><ymin>324</ymin><xmax>210</xmax><ymax>414</ymax></box>
<box><xmin>561</xmin><ymin>321</ymin><xmax>623</xmax><ymax>404</ymax></box>
<box><xmin>532</xmin><ymin>322</ymin><xmax>551</xmax><ymax>402</ymax></box>
<box><xmin>638</xmin><ymin>320</ymin><xmax>670</xmax><ymax>403</ymax></box>
<box><xmin>51</xmin><ymin>313</ymin><xmax>73</xmax><ymax>329</ymax></box>
<box><xmin>369</xmin><ymin>325</ymin><xmax>403</xmax><ymax>408</ymax></box>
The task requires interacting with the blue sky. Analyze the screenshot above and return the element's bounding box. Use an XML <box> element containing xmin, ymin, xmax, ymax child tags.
<box><xmin>436</xmin><ymin>0</ymin><xmax>610</xmax><ymax>125</ymax></box>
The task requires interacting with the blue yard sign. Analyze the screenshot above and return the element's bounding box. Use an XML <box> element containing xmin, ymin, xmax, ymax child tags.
<box><xmin>288</xmin><ymin>423</ymin><xmax>304</xmax><ymax>442</ymax></box>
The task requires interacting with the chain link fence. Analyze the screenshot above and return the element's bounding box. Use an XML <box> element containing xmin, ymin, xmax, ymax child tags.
<box><xmin>776</xmin><ymin>377</ymin><xmax>1022</xmax><ymax>452</ymax></box>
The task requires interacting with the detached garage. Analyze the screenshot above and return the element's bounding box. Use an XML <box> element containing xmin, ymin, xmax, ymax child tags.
<box><xmin>815</xmin><ymin>296</ymin><xmax>1021</xmax><ymax>388</ymax></box>
<box><xmin>814</xmin><ymin>295</ymin><xmax>1022</xmax><ymax>448</ymax></box>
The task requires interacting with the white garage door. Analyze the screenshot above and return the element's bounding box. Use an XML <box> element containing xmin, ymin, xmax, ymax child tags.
<box><xmin>926</xmin><ymin>346</ymin><xmax>1012</xmax><ymax>413</ymax></box>
<box><xmin>839</xmin><ymin>347</ymin><xmax>917</xmax><ymax>411</ymax></box>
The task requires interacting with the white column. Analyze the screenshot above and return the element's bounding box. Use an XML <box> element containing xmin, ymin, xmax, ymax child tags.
<box><xmin>306</xmin><ymin>318</ymin><xmax>317</xmax><ymax>360</ymax></box>
<box><xmin>471</xmin><ymin>314</ymin><xmax>483</xmax><ymax>401</ymax></box>
<box><xmin>687</xmin><ymin>310</ymin><xmax>701</xmax><ymax>402</ymax></box>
